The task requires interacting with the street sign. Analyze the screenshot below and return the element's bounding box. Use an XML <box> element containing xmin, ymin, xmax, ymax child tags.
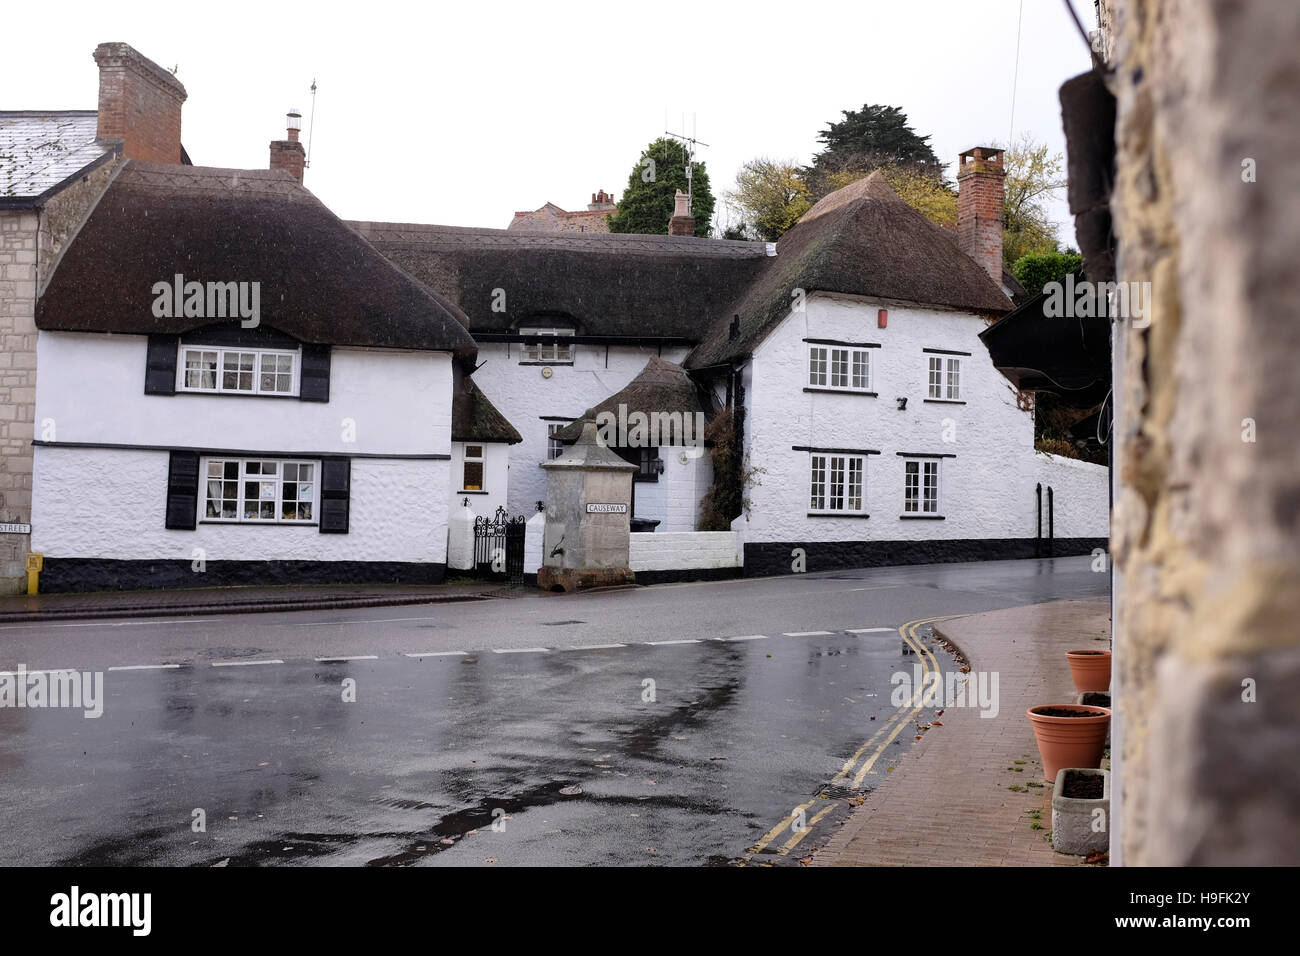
<box><xmin>0</xmin><ymin>522</ymin><xmax>32</xmax><ymax>534</ymax></box>
<box><xmin>585</xmin><ymin>503</ymin><xmax>627</xmax><ymax>514</ymax></box>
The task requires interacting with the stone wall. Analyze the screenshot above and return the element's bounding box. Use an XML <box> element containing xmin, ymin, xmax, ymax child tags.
<box><xmin>0</xmin><ymin>209</ymin><xmax>38</xmax><ymax>593</ymax></box>
<box><xmin>1108</xmin><ymin>0</ymin><xmax>1300</xmax><ymax>864</ymax></box>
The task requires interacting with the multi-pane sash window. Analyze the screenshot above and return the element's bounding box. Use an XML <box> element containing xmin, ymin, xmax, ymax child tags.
<box><xmin>203</xmin><ymin>458</ymin><xmax>316</xmax><ymax>522</ymax></box>
<box><xmin>520</xmin><ymin>329</ymin><xmax>575</xmax><ymax>362</ymax></box>
<box><xmin>547</xmin><ymin>424</ymin><xmax>564</xmax><ymax>460</ymax></box>
<box><xmin>462</xmin><ymin>445</ymin><xmax>485</xmax><ymax>491</ymax></box>
<box><xmin>810</xmin><ymin>454</ymin><xmax>866</xmax><ymax>513</ymax></box>
<box><xmin>904</xmin><ymin>460</ymin><xmax>940</xmax><ymax>513</ymax></box>
<box><xmin>927</xmin><ymin>356</ymin><xmax>961</xmax><ymax>400</ymax></box>
<box><xmin>809</xmin><ymin>346</ymin><xmax>871</xmax><ymax>390</ymax></box>
<box><xmin>180</xmin><ymin>346</ymin><xmax>298</xmax><ymax>396</ymax></box>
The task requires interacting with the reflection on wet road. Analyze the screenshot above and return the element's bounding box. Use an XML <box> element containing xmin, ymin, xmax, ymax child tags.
<box><xmin>0</xmin><ymin>628</ymin><xmax>946</xmax><ymax>866</ymax></box>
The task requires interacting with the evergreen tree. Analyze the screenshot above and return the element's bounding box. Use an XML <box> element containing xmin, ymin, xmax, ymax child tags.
<box><xmin>608</xmin><ymin>137</ymin><xmax>715</xmax><ymax>237</ymax></box>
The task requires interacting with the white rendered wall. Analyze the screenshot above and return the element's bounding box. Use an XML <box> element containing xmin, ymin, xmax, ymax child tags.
<box><xmin>740</xmin><ymin>293</ymin><xmax>1109</xmax><ymax>543</ymax></box>
<box><xmin>34</xmin><ymin>331</ymin><xmax>454</xmax><ymax>457</ymax></box>
<box><xmin>31</xmin><ymin>446</ymin><xmax>449</xmax><ymax>564</ymax></box>
<box><xmin>447</xmin><ymin>441</ymin><xmax>511</xmax><ymax>518</ymax></box>
<box><xmin>469</xmin><ymin>342</ymin><xmax>689</xmax><ymax>515</ymax></box>
<box><xmin>630</xmin><ymin>531</ymin><xmax>742</xmax><ymax>572</ymax></box>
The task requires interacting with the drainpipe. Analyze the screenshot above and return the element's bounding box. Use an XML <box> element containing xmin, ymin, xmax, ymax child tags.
<box><xmin>1035</xmin><ymin>482</ymin><xmax>1043</xmax><ymax>557</ymax></box>
<box><xmin>1047</xmin><ymin>486</ymin><xmax>1055</xmax><ymax>557</ymax></box>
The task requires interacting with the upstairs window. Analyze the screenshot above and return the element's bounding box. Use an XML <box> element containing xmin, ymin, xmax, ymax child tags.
<box><xmin>927</xmin><ymin>356</ymin><xmax>961</xmax><ymax>400</ymax></box>
<box><xmin>179</xmin><ymin>345</ymin><xmax>298</xmax><ymax>396</ymax></box>
<box><xmin>808</xmin><ymin>345</ymin><xmax>871</xmax><ymax>391</ymax></box>
<box><xmin>519</xmin><ymin>328</ymin><xmax>575</xmax><ymax>363</ymax></box>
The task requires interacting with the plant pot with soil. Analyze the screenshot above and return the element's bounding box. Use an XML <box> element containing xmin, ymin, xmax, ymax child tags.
<box><xmin>1051</xmin><ymin>768</ymin><xmax>1110</xmax><ymax>855</ymax></box>
<box><xmin>1065</xmin><ymin>649</ymin><xmax>1111</xmax><ymax>693</ymax></box>
<box><xmin>1026</xmin><ymin>704</ymin><xmax>1111</xmax><ymax>782</ymax></box>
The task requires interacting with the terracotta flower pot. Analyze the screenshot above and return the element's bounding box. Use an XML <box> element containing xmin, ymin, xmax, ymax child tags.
<box><xmin>1065</xmin><ymin>649</ymin><xmax>1111</xmax><ymax>693</ymax></box>
<box><xmin>1026</xmin><ymin>705</ymin><xmax>1111</xmax><ymax>782</ymax></box>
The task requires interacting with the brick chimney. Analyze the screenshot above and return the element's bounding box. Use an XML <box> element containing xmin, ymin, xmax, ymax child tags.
<box><xmin>956</xmin><ymin>146</ymin><xmax>1006</xmax><ymax>283</ymax></box>
<box><xmin>93</xmin><ymin>42</ymin><xmax>187</xmax><ymax>163</ymax></box>
<box><xmin>668</xmin><ymin>189</ymin><xmax>695</xmax><ymax>237</ymax></box>
<box><xmin>269</xmin><ymin>108</ymin><xmax>306</xmax><ymax>183</ymax></box>
<box><xmin>588</xmin><ymin>189</ymin><xmax>615</xmax><ymax>211</ymax></box>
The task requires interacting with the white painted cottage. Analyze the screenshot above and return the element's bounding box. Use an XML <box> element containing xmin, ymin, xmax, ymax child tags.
<box><xmin>30</xmin><ymin>161</ymin><xmax>479</xmax><ymax>590</ymax></box>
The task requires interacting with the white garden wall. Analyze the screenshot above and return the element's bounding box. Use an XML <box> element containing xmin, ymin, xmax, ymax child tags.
<box><xmin>629</xmin><ymin>530</ymin><xmax>742</xmax><ymax>572</ymax></box>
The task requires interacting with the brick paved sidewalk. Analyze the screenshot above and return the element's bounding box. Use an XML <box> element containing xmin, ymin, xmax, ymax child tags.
<box><xmin>811</xmin><ymin>598</ymin><xmax>1112</xmax><ymax>867</ymax></box>
<box><xmin>0</xmin><ymin>578</ymin><xmax>524</xmax><ymax>623</ymax></box>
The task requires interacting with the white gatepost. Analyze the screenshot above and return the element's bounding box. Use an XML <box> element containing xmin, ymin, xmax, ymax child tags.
<box><xmin>448</xmin><ymin>498</ymin><xmax>476</xmax><ymax>572</ymax></box>
<box><xmin>524</xmin><ymin>509</ymin><xmax>546</xmax><ymax>577</ymax></box>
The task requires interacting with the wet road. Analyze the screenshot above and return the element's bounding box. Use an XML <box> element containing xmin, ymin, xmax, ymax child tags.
<box><xmin>0</xmin><ymin>557</ymin><xmax>1108</xmax><ymax>866</ymax></box>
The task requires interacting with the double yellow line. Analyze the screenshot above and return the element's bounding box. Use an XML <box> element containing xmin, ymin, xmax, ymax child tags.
<box><xmin>739</xmin><ymin>615</ymin><xmax>956</xmax><ymax>863</ymax></box>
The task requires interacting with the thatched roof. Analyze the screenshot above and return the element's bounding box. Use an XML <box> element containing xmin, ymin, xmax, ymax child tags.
<box><xmin>552</xmin><ymin>356</ymin><xmax>711</xmax><ymax>444</ymax></box>
<box><xmin>452</xmin><ymin>380</ymin><xmax>522</xmax><ymax>444</ymax></box>
<box><xmin>688</xmin><ymin>171</ymin><xmax>1012</xmax><ymax>368</ymax></box>
<box><xmin>351</xmin><ymin>221</ymin><xmax>768</xmax><ymax>340</ymax></box>
<box><xmin>37</xmin><ymin>161</ymin><xmax>476</xmax><ymax>354</ymax></box>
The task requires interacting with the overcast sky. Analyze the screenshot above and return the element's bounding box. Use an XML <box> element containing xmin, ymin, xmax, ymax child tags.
<box><xmin>5</xmin><ymin>0</ymin><xmax>1097</xmax><ymax>240</ymax></box>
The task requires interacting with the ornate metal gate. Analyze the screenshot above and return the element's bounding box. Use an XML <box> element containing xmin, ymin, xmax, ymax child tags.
<box><xmin>473</xmin><ymin>506</ymin><xmax>527</xmax><ymax>585</ymax></box>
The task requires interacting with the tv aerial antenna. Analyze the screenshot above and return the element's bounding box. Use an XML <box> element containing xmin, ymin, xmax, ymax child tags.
<box><xmin>305</xmin><ymin>78</ymin><xmax>318</xmax><ymax>169</ymax></box>
<box><xmin>664</xmin><ymin>113</ymin><xmax>708</xmax><ymax>214</ymax></box>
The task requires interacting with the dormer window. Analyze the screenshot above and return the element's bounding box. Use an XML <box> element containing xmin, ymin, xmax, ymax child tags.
<box><xmin>518</xmin><ymin>326</ymin><xmax>575</xmax><ymax>363</ymax></box>
<box><xmin>178</xmin><ymin>344</ymin><xmax>299</xmax><ymax>396</ymax></box>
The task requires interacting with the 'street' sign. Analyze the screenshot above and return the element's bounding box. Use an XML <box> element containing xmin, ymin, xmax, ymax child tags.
<box><xmin>585</xmin><ymin>503</ymin><xmax>627</xmax><ymax>514</ymax></box>
<box><xmin>0</xmin><ymin>523</ymin><xmax>31</xmax><ymax>534</ymax></box>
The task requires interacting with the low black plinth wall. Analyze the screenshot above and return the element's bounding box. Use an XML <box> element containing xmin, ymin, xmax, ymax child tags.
<box><xmin>37</xmin><ymin>559</ymin><xmax>447</xmax><ymax>593</ymax></box>
<box><xmin>743</xmin><ymin>537</ymin><xmax>1109</xmax><ymax>577</ymax></box>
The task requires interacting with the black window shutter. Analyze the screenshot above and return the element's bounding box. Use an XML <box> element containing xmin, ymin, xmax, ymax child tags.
<box><xmin>165</xmin><ymin>451</ymin><xmax>200</xmax><ymax>529</ymax></box>
<box><xmin>319</xmin><ymin>457</ymin><xmax>350</xmax><ymax>533</ymax></box>
<box><xmin>300</xmin><ymin>345</ymin><xmax>331</xmax><ymax>402</ymax></box>
<box><xmin>145</xmin><ymin>335</ymin><xmax>179</xmax><ymax>395</ymax></box>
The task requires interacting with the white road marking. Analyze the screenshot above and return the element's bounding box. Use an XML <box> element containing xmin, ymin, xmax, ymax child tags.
<box><xmin>107</xmin><ymin>664</ymin><xmax>182</xmax><ymax>671</ymax></box>
<box><xmin>846</xmin><ymin>627</ymin><xmax>897</xmax><ymax>634</ymax></box>
<box><xmin>492</xmin><ymin>647</ymin><xmax>549</xmax><ymax>654</ymax></box>
<box><xmin>404</xmin><ymin>651</ymin><xmax>467</xmax><ymax>657</ymax></box>
<box><xmin>313</xmin><ymin>655</ymin><xmax>379</xmax><ymax>662</ymax></box>
<box><xmin>291</xmin><ymin>616</ymin><xmax>445</xmax><ymax>627</ymax></box>
<box><xmin>783</xmin><ymin>630</ymin><xmax>834</xmax><ymax>637</ymax></box>
<box><xmin>644</xmin><ymin>639</ymin><xmax>702</xmax><ymax>646</ymax></box>
<box><xmin>0</xmin><ymin>618</ymin><xmax>220</xmax><ymax>631</ymax></box>
<box><xmin>568</xmin><ymin>643</ymin><xmax>627</xmax><ymax>650</ymax></box>
<box><xmin>211</xmin><ymin>659</ymin><xmax>284</xmax><ymax>667</ymax></box>
<box><xmin>714</xmin><ymin>634</ymin><xmax>769</xmax><ymax>642</ymax></box>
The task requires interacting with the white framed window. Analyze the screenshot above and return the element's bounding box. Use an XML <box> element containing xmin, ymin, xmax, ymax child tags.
<box><xmin>462</xmin><ymin>445</ymin><xmax>486</xmax><ymax>491</ymax></box>
<box><xmin>547</xmin><ymin>424</ymin><xmax>564</xmax><ymax>460</ymax></box>
<box><xmin>927</xmin><ymin>355</ymin><xmax>961</xmax><ymax>400</ymax></box>
<box><xmin>179</xmin><ymin>345</ymin><xmax>299</xmax><ymax>396</ymax></box>
<box><xmin>809</xmin><ymin>453</ymin><xmax>866</xmax><ymax>513</ymax></box>
<box><xmin>808</xmin><ymin>345</ymin><xmax>871</xmax><ymax>391</ymax></box>
<box><xmin>520</xmin><ymin>328</ymin><xmax>575</xmax><ymax>363</ymax></box>
<box><xmin>903</xmin><ymin>459</ymin><xmax>941</xmax><ymax>514</ymax></box>
<box><xmin>202</xmin><ymin>457</ymin><xmax>317</xmax><ymax>523</ymax></box>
